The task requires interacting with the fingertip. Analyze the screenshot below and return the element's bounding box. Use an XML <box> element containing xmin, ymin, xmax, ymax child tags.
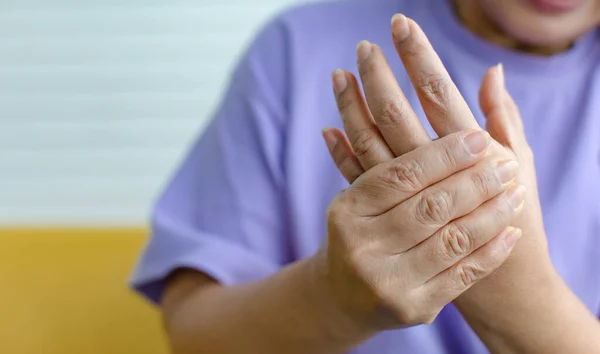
<box><xmin>331</xmin><ymin>69</ymin><xmax>348</xmax><ymax>95</ymax></box>
<box><xmin>494</xmin><ymin>63</ymin><xmax>506</xmax><ymax>97</ymax></box>
<box><xmin>496</xmin><ymin>63</ymin><xmax>505</xmax><ymax>89</ymax></box>
<box><xmin>356</xmin><ymin>40</ymin><xmax>373</xmax><ymax>64</ymax></box>
<box><xmin>321</xmin><ymin>127</ymin><xmax>338</xmax><ymax>152</ymax></box>
<box><xmin>391</xmin><ymin>14</ymin><xmax>410</xmax><ymax>42</ymax></box>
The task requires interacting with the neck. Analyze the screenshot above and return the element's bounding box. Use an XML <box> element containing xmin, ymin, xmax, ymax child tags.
<box><xmin>452</xmin><ymin>0</ymin><xmax>573</xmax><ymax>55</ymax></box>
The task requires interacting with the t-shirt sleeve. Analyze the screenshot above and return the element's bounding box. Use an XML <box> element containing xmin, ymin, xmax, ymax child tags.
<box><xmin>129</xmin><ymin>18</ymin><xmax>292</xmax><ymax>304</ymax></box>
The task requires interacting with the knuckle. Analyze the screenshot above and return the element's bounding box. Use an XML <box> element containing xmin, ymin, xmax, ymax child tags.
<box><xmin>416</xmin><ymin>73</ymin><xmax>452</xmax><ymax>107</ymax></box>
<box><xmin>326</xmin><ymin>194</ymin><xmax>351</xmax><ymax>224</ymax></box>
<box><xmin>416</xmin><ymin>189</ymin><xmax>453</xmax><ymax>225</ymax></box>
<box><xmin>456</xmin><ymin>262</ymin><xmax>487</xmax><ymax>288</ymax></box>
<box><xmin>349</xmin><ymin>127</ymin><xmax>379</xmax><ymax>159</ymax></box>
<box><xmin>440</xmin><ymin>223</ymin><xmax>474</xmax><ymax>260</ymax></box>
<box><xmin>375</xmin><ymin>100</ymin><xmax>408</xmax><ymax>126</ymax></box>
<box><xmin>383</xmin><ymin>159</ymin><xmax>425</xmax><ymax>193</ymax></box>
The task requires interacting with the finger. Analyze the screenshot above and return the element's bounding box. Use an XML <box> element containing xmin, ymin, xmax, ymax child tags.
<box><xmin>356</xmin><ymin>40</ymin><xmax>431</xmax><ymax>155</ymax></box>
<box><xmin>346</xmin><ymin>129</ymin><xmax>490</xmax><ymax>216</ymax></box>
<box><xmin>406</xmin><ymin>184</ymin><xmax>526</xmax><ymax>282</ymax></box>
<box><xmin>498</xmin><ymin>69</ymin><xmax>524</xmax><ymax>131</ymax></box>
<box><xmin>421</xmin><ymin>226</ymin><xmax>522</xmax><ymax>309</ymax></box>
<box><xmin>479</xmin><ymin>64</ymin><xmax>518</xmax><ymax>148</ymax></box>
<box><xmin>322</xmin><ymin>127</ymin><xmax>365</xmax><ymax>184</ymax></box>
<box><xmin>501</xmin><ymin>77</ymin><xmax>531</xmax><ymax>156</ymax></box>
<box><xmin>391</xmin><ymin>14</ymin><xmax>479</xmax><ymax>136</ymax></box>
<box><xmin>481</xmin><ymin>64</ymin><xmax>523</xmax><ymax>131</ymax></box>
<box><xmin>502</xmin><ymin>89</ymin><xmax>532</xmax><ymax>158</ymax></box>
<box><xmin>479</xmin><ymin>65</ymin><xmax>532</xmax><ymax>162</ymax></box>
<box><xmin>332</xmin><ymin>69</ymin><xmax>394</xmax><ymax>169</ymax></box>
<box><xmin>376</xmin><ymin>154</ymin><xmax>519</xmax><ymax>250</ymax></box>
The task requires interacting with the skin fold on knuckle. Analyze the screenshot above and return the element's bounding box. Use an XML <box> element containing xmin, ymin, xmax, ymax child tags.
<box><xmin>383</xmin><ymin>159</ymin><xmax>424</xmax><ymax>193</ymax></box>
<box><xmin>439</xmin><ymin>223</ymin><xmax>474</xmax><ymax>262</ymax></box>
<box><xmin>349</xmin><ymin>127</ymin><xmax>380</xmax><ymax>159</ymax></box>
<box><xmin>416</xmin><ymin>73</ymin><xmax>452</xmax><ymax>109</ymax></box>
<box><xmin>456</xmin><ymin>262</ymin><xmax>487</xmax><ymax>288</ymax></box>
<box><xmin>415</xmin><ymin>189</ymin><xmax>453</xmax><ymax>226</ymax></box>
<box><xmin>374</xmin><ymin>100</ymin><xmax>410</xmax><ymax>127</ymax></box>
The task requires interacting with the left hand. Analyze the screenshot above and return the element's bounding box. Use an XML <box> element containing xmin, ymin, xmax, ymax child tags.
<box><xmin>323</xmin><ymin>14</ymin><xmax>555</xmax><ymax>310</ymax></box>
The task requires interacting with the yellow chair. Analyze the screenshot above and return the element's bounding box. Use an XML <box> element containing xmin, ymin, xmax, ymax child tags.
<box><xmin>0</xmin><ymin>228</ymin><xmax>169</xmax><ymax>354</ymax></box>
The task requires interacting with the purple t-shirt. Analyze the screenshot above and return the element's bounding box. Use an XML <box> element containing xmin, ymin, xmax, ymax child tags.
<box><xmin>131</xmin><ymin>0</ymin><xmax>600</xmax><ymax>352</ymax></box>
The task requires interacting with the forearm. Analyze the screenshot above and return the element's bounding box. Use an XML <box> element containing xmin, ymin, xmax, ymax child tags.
<box><xmin>456</xmin><ymin>264</ymin><xmax>600</xmax><ymax>353</ymax></box>
<box><xmin>162</xmin><ymin>256</ymin><xmax>375</xmax><ymax>354</ymax></box>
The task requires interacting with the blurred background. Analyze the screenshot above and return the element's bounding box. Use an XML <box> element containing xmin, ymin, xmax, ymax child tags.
<box><xmin>0</xmin><ymin>0</ymin><xmax>314</xmax><ymax>352</ymax></box>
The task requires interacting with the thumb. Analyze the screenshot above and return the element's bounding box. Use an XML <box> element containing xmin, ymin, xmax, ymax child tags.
<box><xmin>479</xmin><ymin>63</ymin><xmax>517</xmax><ymax>148</ymax></box>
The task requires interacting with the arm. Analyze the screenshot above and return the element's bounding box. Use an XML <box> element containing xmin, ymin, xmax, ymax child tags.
<box><xmin>456</xmin><ymin>268</ymin><xmax>600</xmax><ymax>354</ymax></box>
<box><xmin>161</xmin><ymin>128</ymin><xmax>523</xmax><ymax>353</ymax></box>
<box><xmin>161</xmin><ymin>258</ymin><xmax>372</xmax><ymax>354</ymax></box>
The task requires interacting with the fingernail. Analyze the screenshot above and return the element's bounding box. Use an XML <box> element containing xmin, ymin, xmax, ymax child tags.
<box><xmin>496</xmin><ymin>63</ymin><xmax>505</xmax><ymax>91</ymax></box>
<box><xmin>463</xmin><ymin>130</ymin><xmax>490</xmax><ymax>155</ymax></box>
<box><xmin>506</xmin><ymin>184</ymin><xmax>526</xmax><ymax>210</ymax></box>
<box><xmin>503</xmin><ymin>227</ymin><xmax>522</xmax><ymax>252</ymax></box>
<box><xmin>391</xmin><ymin>14</ymin><xmax>410</xmax><ymax>42</ymax></box>
<box><xmin>356</xmin><ymin>40</ymin><xmax>373</xmax><ymax>64</ymax></box>
<box><xmin>321</xmin><ymin>128</ymin><xmax>338</xmax><ymax>152</ymax></box>
<box><xmin>332</xmin><ymin>69</ymin><xmax>347</xmax><ymax>95</ymax></box>
<box><xmin>495</xmin><ymin>160</ymin><xmax>519</xmax><ymax>184</ymax></box>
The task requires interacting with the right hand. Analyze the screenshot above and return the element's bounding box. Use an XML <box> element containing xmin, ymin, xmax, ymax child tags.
<box><xmin>313</xmin><ymin>129</ymin><xmax>524</xmax><ymax>331</ymax></box>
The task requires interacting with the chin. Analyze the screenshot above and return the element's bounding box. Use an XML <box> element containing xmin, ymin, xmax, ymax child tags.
<box><xmin>499</xmin><ymin>18</ymin><xmax>587</xmax><ymax>47</ymax></box>
<box><xmin>481</xmin><ymin>0</ymin><xmax>600</xmax><ymax>49</ymax></box>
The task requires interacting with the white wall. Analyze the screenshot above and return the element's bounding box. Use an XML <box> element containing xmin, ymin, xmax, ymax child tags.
<box><xmin>0</xmin><ymin>0</ymin><xmax>314</xmax><ymax>226</ymax></box>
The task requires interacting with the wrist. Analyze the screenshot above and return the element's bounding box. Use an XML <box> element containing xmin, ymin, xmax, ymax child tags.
<box><xmin>302</xmin><ymin>250</ymin><xmax>378</xmax><ymax>344</ymax></box>
<box><xmin>455</xmin><ymin>260</ymin><xmax>564</xmax><ymax>348</ymax></box>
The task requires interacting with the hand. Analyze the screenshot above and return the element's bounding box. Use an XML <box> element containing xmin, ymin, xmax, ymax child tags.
<box><xmin>313</xmin><ymin>127</ymin><xmax>524</xmax><ymax>332</ymax></box>
<box><xmin>321</xmin><ymin>13</ymin><xmax>554</xmax><ymax>332</ymax></box>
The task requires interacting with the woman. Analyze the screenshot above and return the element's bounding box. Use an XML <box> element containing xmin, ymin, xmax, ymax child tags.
<box><xmin>131</xmin><ymin>0</ymin><xmax>600</xmax><ymax>353</ymax></box>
